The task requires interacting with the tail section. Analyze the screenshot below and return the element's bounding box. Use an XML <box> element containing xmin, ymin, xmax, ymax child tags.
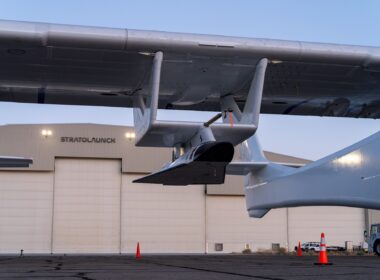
<box><xmin>244</xmin><ymin>131</ymin><xmax>380</xmax><ymax>218</ymax></box>
<box><xmin>221</xmin><ymin>76</ymin><xmax>295</xmax><ymax>218</ymax></box>
<box><xmin>229</xmin><ymin>129</ymin><xmax>380</xmax><ymax>218</ymax></box>
<box><xmin>239</xmin><ymin>136</ymin><xmax>295</xmax><ymax>218</ymax></box>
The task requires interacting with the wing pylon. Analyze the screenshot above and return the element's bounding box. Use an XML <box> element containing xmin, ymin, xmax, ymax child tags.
<box><xmin>133</xmin><ymin>52</ymin><xmax>268</xmax><ymax>184</ymax></box>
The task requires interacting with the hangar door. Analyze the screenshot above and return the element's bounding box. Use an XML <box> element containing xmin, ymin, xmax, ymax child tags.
<box><xmin>0</xmin><ymin>172</ymin><xmax>53</xmax><ymax>254</ymax></box>
<box><xmin>52</xmin><ymin>158</ymin><xmax>121</xmax><ymax>253</ymax></box>
<box><xmin>206</xmin><ymin>196</ymin><xmax>287</xmax><ymax>253</ymax></box>
<box><xmin>288</xmin><ymin>206</ymin><xmax>365</xmax><ymax>249</ymax></box>
<box><xmin>121</xmin><ymin>174</ymin><xmax>206</xmax><ymax>253</ymax></box>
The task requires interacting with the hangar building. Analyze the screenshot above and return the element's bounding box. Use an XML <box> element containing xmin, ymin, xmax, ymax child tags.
<box><xmin>0</xmin><ymin>123</ymin><xmax>378</xmax><ymax>254</ymax></box>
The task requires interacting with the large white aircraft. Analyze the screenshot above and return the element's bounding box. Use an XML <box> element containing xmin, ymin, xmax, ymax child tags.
<box><xmin>1</xmin><ymin>20</ymin><xmax>380</xmax><ymax>217</ymax></box>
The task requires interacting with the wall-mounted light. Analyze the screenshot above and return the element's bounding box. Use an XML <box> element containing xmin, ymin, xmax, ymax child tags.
<box><xmin>41</xmin><ymin>129</ymin><xmax>53</xmax><ymax>138</ymax></box>
<box><xmin>125</xmin><ymin>132</ymin><xmax>136</xmax><ymax>141</ymax></box>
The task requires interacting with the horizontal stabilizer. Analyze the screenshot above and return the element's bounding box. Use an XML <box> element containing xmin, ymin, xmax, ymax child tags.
<box><xmin>226</xmin><ymin>161</ymin><xmax>268</xmax><ymax>175</ymax></box>
<box><xmin>135</xmin><ymin>121</ymin><xmax>256</xmax><ymax>147</ymax></box>
<box><xmin>0</xmin><ymin>156</ymin><xmax>33</xmax><ymax>167</ymax></box>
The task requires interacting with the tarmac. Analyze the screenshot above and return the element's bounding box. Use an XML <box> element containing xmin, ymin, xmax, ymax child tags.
<box><xmin>0</xmin><ymin>254</ymin><xmax>379</xmax><ymax>280</ymax></box>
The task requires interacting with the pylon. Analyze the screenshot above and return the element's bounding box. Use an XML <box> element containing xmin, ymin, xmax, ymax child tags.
<box><xmin>297</xmin><ymin>241</ymin><xmax>302</xmax><ymax>257</ymax></box>
<box><xmin>135</xmin><ymin>242</ymin><xmax>141</xmax><ymax>259</ymax></box>
<box><xmin>314</xmin><ymin>233</ymin><xmax>332</xmax><ymax>265</ymax></box>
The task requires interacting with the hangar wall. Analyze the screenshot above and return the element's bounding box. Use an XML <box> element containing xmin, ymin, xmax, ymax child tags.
<box><xmin>0</xmin><ymin>124</ymin><xmax>370</xmax><ymax>254</ymax></box>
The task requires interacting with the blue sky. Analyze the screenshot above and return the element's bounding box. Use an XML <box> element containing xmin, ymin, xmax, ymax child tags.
<box><xmin>1</xmin><ymin>0</ymin><xmax>380</xmax><ymax>160</ymax></box>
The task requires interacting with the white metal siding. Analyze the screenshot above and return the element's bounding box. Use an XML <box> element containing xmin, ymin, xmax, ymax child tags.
<box><xmin>122</xmin><ymin>174</ymin><xmax>205</xmax><ymax>253</ymax></box>
<box><xmin>288</xmin><ymin>206</ymin><xmax>365</xmax><ymax>249</ymax></box>
<box><xmin>0</xmin><ymin>172</ymin><xmax>53</xmax><ymax>253</ymax></box>
<box><xmin>206</xmin><ymin>196</ymin><xmax>288</xmax><ymax>253</ymax></box>
<box><xmin>0</xmin><ymin>163</ymin><xmax>367</xmax><ymax>255</ymax></box>
<box><xmin>52</xmin><ymin>159</ymin><xmax>121</xmax><ymax>253</ymax></box>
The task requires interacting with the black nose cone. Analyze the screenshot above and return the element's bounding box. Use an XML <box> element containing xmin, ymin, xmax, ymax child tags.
<box><xmin>194</xmin><ymin>142</ymin><xmax>234</xmax><ymax>162</ymax></box>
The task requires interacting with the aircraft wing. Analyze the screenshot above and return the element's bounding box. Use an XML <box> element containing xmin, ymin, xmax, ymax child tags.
<box><xmin>0</xmin><ymin>20</ymin><xmax>380</xmax><ymax>118</ymax></box>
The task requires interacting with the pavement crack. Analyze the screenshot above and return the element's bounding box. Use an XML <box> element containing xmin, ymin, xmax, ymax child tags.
<box><xmin>75</xmin><ymin>272</ymin><xmax>96</xmax><ymax>280</ymax></box>
<box><xmin>54</xmin><ymin>263</ymin><xmax>63</xmax><ymax>270</ymax></box>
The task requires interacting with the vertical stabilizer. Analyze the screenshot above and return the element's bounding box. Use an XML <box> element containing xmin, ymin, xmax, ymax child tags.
<box><xmin>221</xmin><ymin>58</ymin><xmax>294</xmax><ymax>218</ymax></box>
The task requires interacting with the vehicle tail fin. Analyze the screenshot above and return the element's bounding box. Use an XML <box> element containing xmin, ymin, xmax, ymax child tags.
<box><xmin>221</xmin><ymin>88</ymin><xmax>295</xmax><ymax>218</ymax></box>
<box><xmin>231</xmin><ymin>135</ymin><xmax>296</xmax><ymax>218</ymax></box>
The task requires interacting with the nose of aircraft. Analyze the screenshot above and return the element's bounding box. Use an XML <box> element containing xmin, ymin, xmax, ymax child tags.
<box><xmin>194</xmin><ymin>142</ymin><xmax>234</xmax><ymax>163</ymax></box>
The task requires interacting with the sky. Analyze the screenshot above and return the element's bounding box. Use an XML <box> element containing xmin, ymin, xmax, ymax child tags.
<box><xmin>0</xmin><ymin>0</ymin><xmax>380</xmax><ymax>160</ymax></box>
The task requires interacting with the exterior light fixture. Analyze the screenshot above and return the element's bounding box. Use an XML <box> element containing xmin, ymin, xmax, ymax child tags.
<box><xmin>41</xmin><ymin>129</ymin><xmax>53</xmax><ymax>138</ymax></box>
<box><xmin>334</xmin><ymin>152</ymin><xmax>362</xmax><ymax>167</ymax></box>
<box><xmin>270</xmin><ymin>60</ymin><xmax>283</xmax><ymax>64</ymax></box>
<box><xmin>125</xmin><ymin>132</ymin><xmax>136</xmax><ymax>141</ymax></box>
<box><xmin>138</xmin><ymin>51</ymin><xmax>155</xmax><ymax>56</ymax></box>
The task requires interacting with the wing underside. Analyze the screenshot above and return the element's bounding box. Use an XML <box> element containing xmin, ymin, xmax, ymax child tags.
<box><xmin>0</xmin><ymin>20</ymin><xmax>379</xmax><ymax>118</ymax></box>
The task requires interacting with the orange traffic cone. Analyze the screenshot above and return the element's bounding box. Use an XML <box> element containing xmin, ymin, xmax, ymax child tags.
<box><xmin>297</xmin><ymin>241</ymin><xmax>302</xmax><ymax>257</ymax></box>
<box><xmin>314</xmin><ymin>233</ymin><xmax>332</xmax><ymax>265</ymax></box>
<box><xmin>136</xmin><ymin>242</ymin><xmax>141</xmax><ymax>259</ymax></box>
